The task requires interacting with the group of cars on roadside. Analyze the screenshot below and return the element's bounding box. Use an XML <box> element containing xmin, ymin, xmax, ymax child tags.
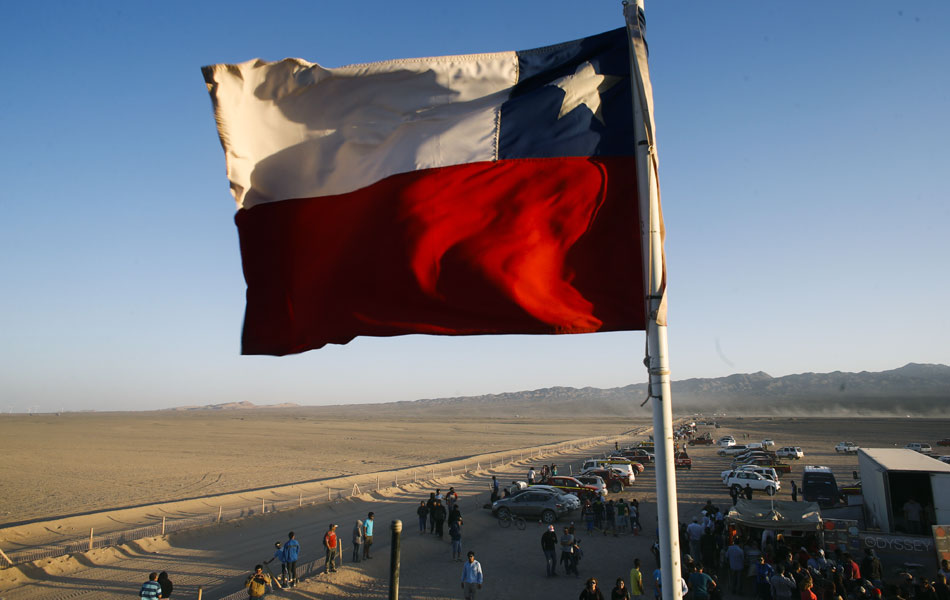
<box><xmin>489</xmin><ymin>443</ymin><xmax>656</xmax><ymax>523</ymax></box>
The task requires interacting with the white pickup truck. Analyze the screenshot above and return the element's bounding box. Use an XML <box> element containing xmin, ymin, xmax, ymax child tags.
<box><xmin>834</xmin><ymin>442</ymin><xmax>859</xmax><ymax>454</ymax></box>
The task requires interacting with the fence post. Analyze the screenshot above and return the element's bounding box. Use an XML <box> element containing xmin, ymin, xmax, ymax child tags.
<box><xmin>377</xmin><ymin>476</ymin><xmax>380</xmax><ymax>491</ymax></box>
<box><xmin>161</xmin><ymin>516</ymin><xmax>166</xmax><ymax>535</ymax></box>
<box><xmin>197</xmin><ymin>587</ymin><xmax>202</xmax><ymax>600</ymax></box>
<box><xmin>450</xmin><ymin>466</ymin><xmax>453</xmax><ymax>477</ymax></box>
<box><xmin>299</xmin><ymin>493</ymin><xmax>302</xmax><ymax>507</ymax></box>
<box><xmin>0</xmin><ymin>546</ymin><xmax>13</xmax><ymax>567</ymax></box>
<box><xmin>389</xmin><ymin>520</ymin><xmax>402</xmax><ymax>600</ymax></box>
<box><xmin>218</xmin><ymin>506</ymin><xmax>222</xmax><ymax>522</ymax></box>
<box><xmin>262</xmin><ymin>498</ymin><xmax>265</xmax><ymax>514</ymax></box>
<box><xmin>89</xmin><ymin>528</ymin><xmax>94</xmax><ymax>551</ymax></box>
<box><xmin>328</xmin><ymin>487</ymin><xmax>332</xmax><ymax>501</ymax></box>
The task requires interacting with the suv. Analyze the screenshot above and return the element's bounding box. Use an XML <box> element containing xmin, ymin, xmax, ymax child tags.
<box><xmin>718</xmin><ymin>437</ymin><xmax>736</xmax><ymax>447</ymax></box>
<box><xmin>717</xmin><ymin>444</ymin><xmax>748</xmax><ymax>456</ymax></box>
<box><xmin>519</xmin><ymin>485</ymin><xmax>581</xmax><ymax>510</ymax></box>
<box><xmin>835</xmin><ymin>442</ymin><xmax>859</xmax><ymax>454</ymax></box>
<box><xmin>802</xmin><ymin>465</ymin><xmax>839</xmax><ymax>508</ymax></box>
<box><xmin>581</xmin><ymin>468</ymin><xmax>629</xmax><ymax>493</ymax></box>
<box><xmin>581</xmin><ymin>459</ymin><xmax>636</xmax><ymax>482</ymax></box>
<box><xmin>574</xmin><ymin>474</ymin><xmax>608</xmax><ymax>496</ymax></box>
<box><xmin>905</xmin><ymin>442</ymin><xmax>933</xmax><ymax>454</ymax></box>
<box><xmin>776</xmin><ymin>446</ymin><xmax>804</xmax><ymax>459</ymax></box>
<box><xmin>492</xmin><ymin>490</ymin><xmax>570</xmax><ymax>524</ymax></box>
<box><xmin>620</xmin><ymin>448</ymin><xmax>655</xmax><ymax>463</ymax></box>
<box><xmin>723</xmin><ymin>471</ymin><xmax>780</xmax><ymax>495</ymax></box>
<box><xmin>722</xmin><ymin>466</ymin><xmax>779</xmax><ymax>483</ymax></box>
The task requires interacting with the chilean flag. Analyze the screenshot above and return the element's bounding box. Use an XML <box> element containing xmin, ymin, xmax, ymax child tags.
<box><xmin>203</xmin><ymin>28</ymin><xmax>650</xmax><ymax>356</ymax></box>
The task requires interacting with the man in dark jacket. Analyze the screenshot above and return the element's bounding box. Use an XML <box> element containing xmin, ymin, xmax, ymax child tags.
<box><xmin>541</xmin><ymin>525</ymin><xmax>559</xmax><ymax>576</ymax></box>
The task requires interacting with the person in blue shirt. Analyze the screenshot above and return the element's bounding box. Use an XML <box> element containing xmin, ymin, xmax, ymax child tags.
<box><xmin>283</xmin><ymin>531</ymin><xmax>300</xmax><ymax>588</ymax></box>
<box><xmin>363</xmin><ymin>512</ymin><xmax>375</xmax><ymax>559</ymax></box>
<box><xmin>461</xmin><ymin>551</ymin><xmax>484</xmax><ymax>599</ymax></box>
<box><xmin>139</xmin><ymin>572</ymin><xmax>163</xmax><ymax>599</ymax></box>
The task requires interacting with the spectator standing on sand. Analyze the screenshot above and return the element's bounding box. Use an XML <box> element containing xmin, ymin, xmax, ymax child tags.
<box><xmin>580</xmin><ymin>577</ymin><xmax>606</xmax><ymax>600</ymax></box>
<box><xmin>283</xmin><ymin>531</ymin><xmax>300</xmax><ymax>587</ymax></box>
<box><xmin>323</xmin><ymin>524</ymin><xmax>339</xmax><ymax>573</ymax></box>
<box><xmin>529</xmin><ymin>467</ymin><xmax>537</xmax><ymax>484</ymax></box>
<box><xmin>687</xmin><ymin>517</ymin><xmax>704</xmax><ymax>561</ymax></box>
<box><xmin>552</xmin><ymin>464</ymin><xmax>559</xmax><ymax>476</ymax></box>
<box><xmin>541</xmin><ymin>525</ymin><xmax>559</xmax><ymax>576</ymax></box>
<box><xmin>427</xmin><ymin>492</ymin><xmax>438</xmax><ymax>533</ymax></box>
<box><xmin>140</xmin><ymin>572</ymin><xmax>163</xmax><ymax>599</ymax></box>
<box><xmin>245</xmin><ymin>565</ymin><xmax>276</xmax><ymax>599</ymax></box>
<box><xmin>605</xmin><ymin>500</ymin><xmax>617</xmax><ymax>536</ymax></box>
<box><xmin>727</xmin><ymin>540</ymin><xmax>746</xmax><ymax>594</ymax></box>
<box><xmin>433</xmin><ymin>500</ymin><xmax>447</xmax><ymax>538</ymax></box>
<box><xmin>613</xmin><ymin>577</ymin><xmax>632</xmax><ymax>600</ymax></box>
<box><xmin>745</xmin><ymin>484</ymin><xmax>755</xmax><ymax>500</ymax></box>
<box><xmin>771</xmin><ymin>565</ymin><xmax>797</xmax><ymax>600</ymax></box>
<box><xmin>450</xmin><ymin>515</ymin><xmax>464</xmax><ymax>561</ymax></box>
<box><xmin>418</xmin><ymin>500</ymin><xmax>429</xmax><ymax>533</ymax></box>
<box><xmin>561</xmin><ymin>526</ymin><xmax>578</xmax><ymax>576</ymax></box>
<box><xmin>491</xmin><ymin>476</ymin><xmax>500</xmax><ymax>503</ymax></box>
<box><xmin>157</xmin><ymin>572</ymin><xmax>173</xmax><ymax>598</ymax></box>
<box><xmin>688</xmin><ymin>563</ymin><xmax>717</xmax><ymax>600</ymax></box>
<box><xmin>755</xmin><ymin>555</ymin><xmax>775</xmax><ymax>600</ymax></box>
<box><xmin>791</xmin><ymin>481</ymin><xmax>798</xmax><ymax>502</ymax></box>
<box><xmin>264</xmin><ymin>541</ymin><xmax>283</xmax><ymax>583</ymax></box>
<box><xmin>461</xmin><ymin>551</ymin><xmax>484</xmax><ymax>599</ymax></box>
<box><xmin>631</xmin><ymin>558</ymin><xmax>645</xmax><ymax>598</ymax></box>
<box><xmin>446</xmin><ymin>487</ymin><xmax>458</xmax><ymax>512</ymax></box>
<box><xmin>363</xmin><ymin>512</ymin><xmax>375</xmax><ymax>559</ymax></box>
<box><xmin>352</xmin><ymin>519</ymin><xmax>364</xmax><ymax>563</ymax></box>
<box><xmin>730</xmin><ymin>485</ymin><xmax>740</xmax><ymax>506</ymax></box>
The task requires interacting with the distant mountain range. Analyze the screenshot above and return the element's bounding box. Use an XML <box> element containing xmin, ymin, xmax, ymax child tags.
<box><xmin>395</xmin><ymin>363</ymin><xmax>950</xmax><ymax>417</ymax></box>
<box><xmin>173</xmin><ymin>363</ymin><xmax>949</xmax><ymax>418</ymax></box>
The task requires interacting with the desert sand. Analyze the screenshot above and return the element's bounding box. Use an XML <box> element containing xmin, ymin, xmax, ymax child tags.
<box><xmin>1</xmin><ymin>413</ymin><xmax>948</xmax><ymax>600</ymax></box>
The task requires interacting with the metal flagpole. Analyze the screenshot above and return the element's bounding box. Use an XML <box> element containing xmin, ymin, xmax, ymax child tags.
<box><xmin>624</xmin><ymin>3</ymin><xmax>682</xmax><ymax>600</ymax></box>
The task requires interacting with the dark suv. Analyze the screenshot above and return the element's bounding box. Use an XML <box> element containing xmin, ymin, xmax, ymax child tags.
<box><xmin>491</xmin><ymin>489</ymin><xmax>570</xmax><ymax>524</ymax></box>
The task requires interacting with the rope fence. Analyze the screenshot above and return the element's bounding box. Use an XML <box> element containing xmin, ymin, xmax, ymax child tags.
<box><xmin>0</xmin><ymin>433</ymin><xmax>637</xmax><ymax>570</ymax></box>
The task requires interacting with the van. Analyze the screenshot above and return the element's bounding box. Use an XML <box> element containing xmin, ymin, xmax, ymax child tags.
<box><xmin>746</xmin><ymin>442</ymin><xmax>764</xmax><ymax>450</ymax></box>
<box><xmin>802</xmin><ymin>465</ymin><xmax>839</xmax><ymax>508</ymax></box>
<box><xmin>905</xmin><ymin>442</ymin><xmax>933</xmax><ymax>453</ymax></box>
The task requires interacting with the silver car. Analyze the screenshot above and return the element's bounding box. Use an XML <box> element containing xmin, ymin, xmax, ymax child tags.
<box><xmin>491</xmin><ymin>489</ymin><xmax>570</xmax><ymax>524</ymax></box>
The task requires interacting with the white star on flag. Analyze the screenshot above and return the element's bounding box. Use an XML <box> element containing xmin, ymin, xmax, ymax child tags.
<box><xmin>549</xmin><ymin>61</ymin><xmax>621</xmax><ymax>124</ymax></box>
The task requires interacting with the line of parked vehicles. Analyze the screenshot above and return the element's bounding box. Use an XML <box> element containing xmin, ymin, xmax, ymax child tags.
<box><xmin>489</xmin><ymin>442</ymin><xmax>656</xmax><ymax>524</ymax></box>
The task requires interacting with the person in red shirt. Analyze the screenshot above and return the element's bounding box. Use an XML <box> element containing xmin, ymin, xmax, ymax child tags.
<box><xmin>323</xmin><ymin>524</ymin><xmax>339</xmax><ymax>573</ymax></box>
<box><xmin>800</xmin><ymin>577</ymin><xmax>817</xmax><ymax>600</ymax></box>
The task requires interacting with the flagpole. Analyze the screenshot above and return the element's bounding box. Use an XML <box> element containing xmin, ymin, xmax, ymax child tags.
<box><xmin>624</xmin><ymin>3</ymin><xmax>683</xmax><ymax>600</ymax></box>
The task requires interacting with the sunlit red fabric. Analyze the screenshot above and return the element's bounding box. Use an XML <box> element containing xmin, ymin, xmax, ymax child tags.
<box><xmin>236</xmin><ymin>157</ymin><xmax>643</xmax><ymax>355</ymax></box>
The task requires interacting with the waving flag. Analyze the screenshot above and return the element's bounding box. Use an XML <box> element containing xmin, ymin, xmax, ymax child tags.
<box><xmin>203</xmin><ymin>28</ymin><xmax>654</xmax><ymax>355</ymax></box>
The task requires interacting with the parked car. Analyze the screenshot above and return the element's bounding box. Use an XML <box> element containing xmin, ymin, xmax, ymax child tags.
<box><xmin>734</xmin><ymin>450</ymin><xmax>777</xmax><ymax>463</ymax></box>
<box><xmin>746</xmin><ymin>442</ymin><xmax>764</xmax><ymax>450</ymax></box>
<box><xmin>581</xmin><ymin>468</ymin><xmax>629</xmax><ymax>493</ymax></box>
<box><xmin>723</xmin><ymin>471</ymin><xmax>780</xmax><ymax>495</ymax></box>
<box><xmin>938</xmin><ymin>456</ymin><xmax>950</xmax><ymax>465</ymax></box>
<box><xmin>761</xmin><ymin>439</ymin><xmax>775</xmax><ymax>449</ymax></box>
<box><xmin>718</xmin><ymin>437</ymin><xmax>736</xmax><ymax>447</ymax></box>
<box><xmin>835</xmin><ymin>442</ymin><xmax>859</xmax><ymax>454</ymax></box>
<box><xmin>717</xmin><ymin>444</ymin><xmax>748</xmax><ymax>456</ymax></box>
<box><xmin>621</xmin><ymin>448</ymin><xmax>655</xmax><ymax>464</ymax></box>
<box><xmin>776</xmin><ymin>446</ymin><xmax>804</xmax><ymax>459</ymax></box>
<box><xmin>722</xmin><ymin>466</ymin><xmax>779</xmax><ymax>483</ymax></box>
<box><xmin>574</xmin><ymin>474</ymin><xmax>608</xmax><ymax>496</ymax></box>
<box><xmin>581</xmin><ymin>459</ymin><xmax>636</xmax><ymax>482</ymax></box>
<box><xmin>609</xmin><ymin>455</ymin><xmax>645</xmax><ymax>474</ymax></box>
<box><xmin>905</xmin><ymin>442</ymin><xmax>933</xmax><ymax>453</ymax></box>
<box><xmin>674</xmin><ymin>451</ymin><xmax>692</xmax><ymax>470</ymax></box>
<box><xmin>519</xmin><ymin>485</ymin><xmax>582</xmax><ymax>510</ymax></box>
<box><xmin>938</xmin><ymin>439</ymin><xmax>950</xmax><ymax>447</ymax></box>
<box><xmin>533</xmin><ymin>476</ymin><xmax>601</xmax><ymax>501</ymax></box>
<box><xmin>689</xmin><ymin>433</ymin><xmax>714</xmax><ymax>446</ymax></box>
<box><xmin>491</xmin><ymin>489</ymin><xmax>571</xmax><ymax>523</ymax></box>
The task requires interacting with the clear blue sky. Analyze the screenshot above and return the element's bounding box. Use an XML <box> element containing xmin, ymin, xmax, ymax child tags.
<box><xmin>2</xmin><ymin>1</ymin><xmax>947</xmax><ymax>412</ymax></box>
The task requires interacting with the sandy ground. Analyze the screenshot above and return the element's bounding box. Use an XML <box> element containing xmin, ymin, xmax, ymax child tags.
<box><xmin>1</xmin><ymin>415</ymin><xmax>948</xmax><ymax>600</ymax></box>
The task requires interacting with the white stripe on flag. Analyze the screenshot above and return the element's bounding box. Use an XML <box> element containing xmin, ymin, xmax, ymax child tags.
<box><xmin>205</xmin><ymin>53</ymin><xmax>519</xmax><ymax>209</ymax></box>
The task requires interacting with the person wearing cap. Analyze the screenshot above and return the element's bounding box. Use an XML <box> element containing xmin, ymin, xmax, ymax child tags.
<box><xmin>541</xmin><ymin>524</ymin><xmax>559</xmax><ymax>576</ymax></box>
<box><xmin>323</xmin><ymin>524</ymin><xmax>339</xmax><ymax>573</ymax></box>
<box><xmin>461</xmin><ymin>551</ymin><xmax>483</xmax><ymax>599</ymax></box>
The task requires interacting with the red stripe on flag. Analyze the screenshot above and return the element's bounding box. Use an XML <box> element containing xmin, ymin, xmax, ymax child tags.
<box><xmin>236</xmin><ymin>156</ymin><xmax>644</xmax><ymax>355</ymax></box>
